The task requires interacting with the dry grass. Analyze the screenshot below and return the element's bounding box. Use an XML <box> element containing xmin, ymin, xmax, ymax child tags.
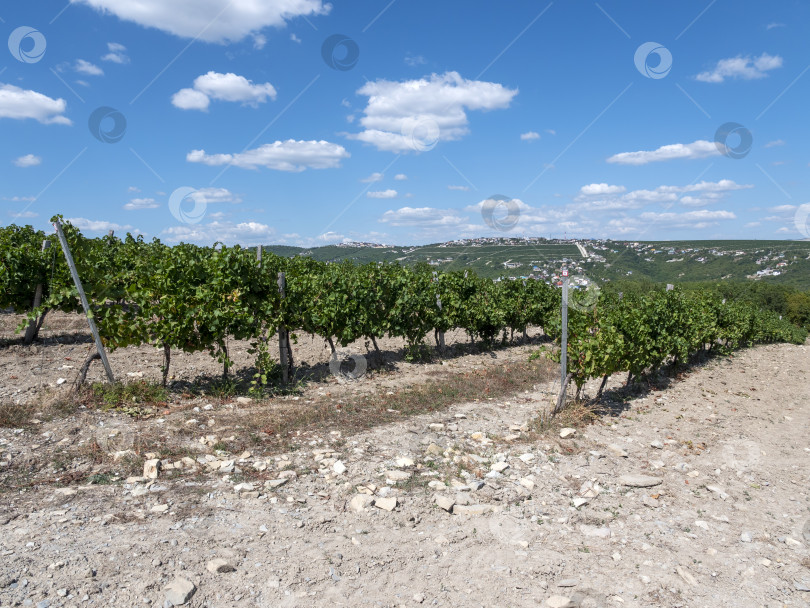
<box><xmin>231</xmin><ymin>357</ymin><xmax>555</xmax><ymax>453</ymax></box>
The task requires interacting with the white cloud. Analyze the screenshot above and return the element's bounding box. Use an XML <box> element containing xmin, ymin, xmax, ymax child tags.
<box><xmin>128</xmin><ymin>185</ymin><xmax>141</xmax><ymax>192</ymax></box>
<box><xmin>580</xmin><ymin>183</ymin><xmax>626</xmax><ymax>196</ymax></box>
<box><xmin>172</xmin><ymin>71</ymin><xmax>277</xmax><ymax>111</ymax></box>
<box><xmin>448</xmin><ymin>185</ymin><xmax>470</xmax><ymax>191</ymax></box>
<box><xmin>607</xmin><ymin>140</ymin><xmax>720</xmax><ymax>165</ymax></box>
<box><xmin>290</xmin><ymin>33</ymin><xmax>301</xmax><ymax>43</ymax></box>
<box><xmin>770</xmin><ymin>204</ymin><xmax>796</xmax><ymax>213</ymax></box>
<box><xmin>67</xmin><ymin>218</ymin><xmax>134</xmax><ymax>233</ymax></box>
<box><xmin>162</xmin><ymin>220</ymin><xmax>275</xmax><ymax>245</ymax></box>
<box><xmin>102</xmin><ymin>42</ymin><xmax>129</xmax><ymax>63</ymax></box>
<box><xmin>367</xmin><ymin>189</ymin><xmax>398</xmax><ymax>199</ymax></box>
<box><xmin>2</xmin><ymin>196</ymin><xmax>36</xmax><ymax>202</ymax></box>
<box><xmin>252</xmin><ymin>34</ymin><xmax>267</xmax><ymax>49</ymax></box>
<box><xmin>123</xmin><ymin>197</ymin><xmax>159</xmax><ymax>210</ymax></box>
<box><xmin>394</xmin><ymin>174</ymin><xmax>407</xmax><ymax>181</ymax></box>
<box><xmin>360</xmin><ymin>172</ymin><xmax>384</xmax><ymax>183</ymax></box>
<box><xmin>0</xmin><ymin>83</ymin><xmax>71</xmax><ymax>125</ymax></box>
<box><xmin>14</xmin><ymin>154</ymin><xmax>42</xmax><ymax>168</ymax></box>
<box><xmin>639</xmin><ymin>209</ymin><xmax>736</xmax><ymax>229</ymax></box>
<box><xmin>8</xmin><ymin>211</ymin><xmax>38</xmax><ymax>219</ymax></box>
<box><xmin>695</xmin><ymin>53</ymin><xmax>783</xmax><ymax>83</ymax></box>
<box><xmin>380</xmin><ymin>207</ymin><xmax>466</xmax><ymax>227</ymax></box>
<box><xmin>520</xmin><ymin>131</ymin><xmax>540</xmax><ymax>141</ymax></box>
<box><xmin>350</xmin><ymin>71</ymin><xmax>518</xmax><ymax>152</ymax></box>
<box><xmin>189</xmin><ymin>187</ymin><xmax>241</xmax><ymax>204</ymax></box>
<box><xmin>73</xmin><ymin>0</ymin><xmax>330</xmax><ymax>43</ymax></box>
<box><xmin>766</xmin><ymin>22</ymin><xmax>785</xmax><ymax>30</ymax></box>
<box><xmin>764</xmin><ymin>139</ymin><xmax>785</xmax><ymax>148</ymax></box>
<box><xmin>187</xmin><ymin>140</ymin><xmax>349</xmax><ymax>172</ymax></box>
<box><xmin>75</xmin><ymin>59</ymin><xmax>104</xmax><ymax>76</ymax></box>
<box><xmin>316</xmin><ymin>231</ymin><xmax>344</xmax><ymax>243</ymax></box>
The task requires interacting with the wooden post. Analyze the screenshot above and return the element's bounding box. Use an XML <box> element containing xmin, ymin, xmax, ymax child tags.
<box><xmin>23</xmin><ymin>239</ymin><xmax>51</xmax><ymax>345</ymax></box>
<box><xmin>257</xmin><ymin>245</ymin><xmax>262</xmax><ymax>267</ymax></box>
<box><xmin>436</xmin><ymin>294</ymin><xmax>445</xmax><ymax>350</ymax></box>
<box><xmin>277</xmin><ymin>271</ymin><xmax>290</xmax><ymax>384</ymax></box>
<box><xmin>53</xmin><ymin>220</ymin><xmax>115</xmax><ymax>383</ymax></box>
<box><xmin>557</xmin><ymin>267</ymin><xmax>569</xmax><ymax>413</ymax></box>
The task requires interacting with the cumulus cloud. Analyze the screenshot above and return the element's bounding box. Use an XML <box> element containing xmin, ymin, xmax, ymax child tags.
<box><xmin>394</xmin><ymin>174</ymin><xmax>407</xmax><ymax>181</ymax></box>
<box><xmin>73</xmin><ymin>0</ymin><xmax>330</xmax><ymax>44</ymax></box>
<box><xmin>75</xmin><ymin>59</ymin><xmax>104</xmax><ymax>76</ymax></box>
<box><xmin>639</xmin><ymin>209</ymin><xmax>736</xmax><ymax>229</ymax></box>
<box><xmin>607</xmin><ymin>140</ymin><xmax>720</xmax><ymax>165</ymax></box>
<box><xmin>367</xmin><ymin>189</ymin><xmax>397</xmax><ymax>199</ymax></box>
<box><xmin>379</xmin><ymin>207</ymin><xmax>466</xmax><ymax>227</ymax></box>
<box><xmin>102</xmin><ymin>42</ymin><xmax>129</xmax><ymax>63</ymax></box>
<box><xmin>520</xmin><ymin>131</ymin><xmax>540</xmax><ymax>141</ymax></box>
<box><xmin>162</xmin><ymin>220</ymin><xmax>275</xmax><ymax>245</ymax></box>
<box><xmin>764</xmin><ymin>139</ymin><xmax>785</xmax><ymax>148</ymax></box>
<box><xmin>123</xmin><ymin>197</ymin><xmax>159</xmax><ymax>210</ymax></box>
<box><xmin>172</xmin><ymin>71</ymin><xmax>277</xmax><ymax>111</ymax></box>
<box><xmin>67</xmin><ymin>218</ymin><xmax>134</xmax><ymax>233</ymax></box>
<box><xmin>360</xmin><ymin>172</ymin><xmax>384</xmax><ymax>183</ymax></box>
<box><xmin>0</xmin><ymin>83</ymin><xmax>71</xmax><ymax>125</ymax></box>
<box><xmin>188</xmin><ymin>187</ymin><xmax>241</xmax><ymax>204</ymax></box>
<box><xmin>187</xmin><ymin>140</ymin><xmax>349</xmax><ymax>172</ymax></box>
<box><xmin>14</xmin><ymin>154</ymin><xmax>42</xmax><ymax>168</ymax></box>
<box><xmin>695</xmin><ymin>53</ymin><xmax>783</xmax><ymax>83</ymax></box>
<box><xmin>8</xmin><ymin>211</ymin><xmax>38</xmax><ymax>219</ymax></box>
<box><xmin>580</xmin><ymin>183</ymin><xmax>626</xmax><ymax>196</ymax></box>
<box><xmin>349</xmin><ymin>71</ymin><xmax>518</xmax><ymax>153</ymax></box>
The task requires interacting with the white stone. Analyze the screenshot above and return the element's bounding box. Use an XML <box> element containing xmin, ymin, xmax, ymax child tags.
<box><xmin>164</xmin><ymin>577</ymin><xmax>196</xmax><ymax>605</ymax></box>
<box><xmin>559</xmin><ymin>428</ymin><xmax>576</xmax><ymax>439</ymax></box>
<box><xmin>143</xmin><ymin>459</ymin><xmax>160</xmax><ymax>480</ymax></box>
<box><xmin>618</xmin><ymin>474</ymin><xmax>662</xmax><ymax>488</ymax></box>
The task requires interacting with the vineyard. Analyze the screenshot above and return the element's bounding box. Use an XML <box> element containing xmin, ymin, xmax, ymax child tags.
<box><xmin>1</xmin><ymin>220</ymin><xmax>807</xmax><ymax>396</ymax></box>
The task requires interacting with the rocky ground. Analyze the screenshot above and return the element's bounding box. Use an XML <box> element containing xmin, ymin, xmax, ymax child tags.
<box><xmin>1</xmin><ymin>335</ymin><xmax>809</xmax><ymax>607</ymax></box>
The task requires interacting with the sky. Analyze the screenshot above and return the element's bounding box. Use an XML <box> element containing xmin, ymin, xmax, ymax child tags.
<box><xmin>1</xmin><ymin>0</ymin><xmax>810</xmax><ymax>246</ymax></box>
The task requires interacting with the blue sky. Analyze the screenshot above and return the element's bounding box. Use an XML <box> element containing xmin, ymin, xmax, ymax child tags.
<box><xmin>1</xmin><ymin>1</ymin><xmax>809</xmax><ymax>245</ymax></box>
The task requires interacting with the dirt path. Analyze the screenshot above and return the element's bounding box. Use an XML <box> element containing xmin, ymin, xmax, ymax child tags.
<box><xmin>1</xmin><ymin>341</ymin><xmax>809</xmax><ymax>607</ymax></box>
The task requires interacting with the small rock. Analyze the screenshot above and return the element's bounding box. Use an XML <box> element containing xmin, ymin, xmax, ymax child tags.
<box><xmin>519</xmin><ymin>478</ymin><xmax>535</xmax><ymax>490</ymax></box>
<box><xmin>557</xmin><ymin>578</ymin><xmax>578</xmax><ymax>587</ymax></box>
<box><xmin>434</xmin><ymin>495</ymin><xmax>455</xmax><ymax>512</ymax></box>
<box><xmin>386</xmin><ymin>470</ymin><xmax>411</xmax><ymax>482</ymax></box>
<box><xmin>413</xmin><ymin>593</ymin><xmax>425</xmax><ymax>603</ymax></box>
<box><xmin>740</xmin><ymin>532</ymin><xmax>753</xmax><ymax>543</ymax></box>
<box><xmin>650</xmin><ymin>440</ymin><xmax>664</xmax><ymax>449</ymax></box>
<box><xmin>607</xmin><ymin>444</ymin><xmax>628</xmax><ymax>458</ymax></box>
<box><xmin>546</xmin><ymin>596</ymin><xmax>574</xmax><ymax>608</ymax></box>
<box><xmin>235</xmin><ymin>396</ymin><xmax>252</xmax><ymax>405</ymax></box>
<box><xmin>706</xmin><ymin>485</ymin><xmax>729</xmax><ymax>501</ymax></box>
<box><xmin>395</xmin><ymin>457</ymin><xmax>415</xmax><ymax>468</ymax></box>
<box><xmin>374</xmin><ymin>496</ymin><xmax>397</xmax><ymax>512</ymax></box>
<box><xmin>264</xmin><ymin>478</ymin><xmax>288</xmax><ymax>489</ymax></box>
<box><xmin>453</xmin><ymin>504</ymin><xmax>494</xmax><ymax>516</ymax></box>
<box><xmin>428</xmin><ymin>423</ymin><xmax>444</xmax><ymax>431</ymax></box>
<box><xmin>233</xmin><ymin>482</ymin><xmax>255</xmax><ymax>494</ymax></box>
<box><xmin>490</xmin><ymin>462</ymin><xmax>510</xmax><ymax>473</ymax></box>
<box><xmin>572</xmin><ymin>497</ymin><xmax>588</xmax><ymax>508</ymax></box>
<box><xmin>206</xmin><ymin>558</ymin><xmax>235</xmax><ymax>573</ymax></box>
<box><xmin>794</xmin><ymin>580</ymin><xmax>810</xmax><ymax>592</ymax></box>
<box><xmin>143</xmin><ymin>459</ymin><xmax>161</xmax><ymax>480</ymax></box>
<box><xmin>785</xmin><ymin>537</ymin><xmax>803</xmax><ymax>548</ymax></box>
<box><xmin>676</xmin><ymin>566</ymin><xmax>697</xmax><ymax>587</ymax></box>
<box><xmin>580</xmin><ymin>525</ymin><xmax>611</xmax><ymax>538</ymax></box>
<box><xmin>348</xmin><ymin>495</ymin><xmax>374</xmax><ymax>513</ymax></box>
<box><xmin>425</xmin><ymin>443</ymin><xmax>443</xmax><ymax>456</ymax></box>
<box><xmin>164</xmin><ymin>577</ymin><xmax>196</xmax><ymax>605</ymax></box>
<box><xmin>151</xmin><ymin>504</ymin><xmax>169</xmax><ymax>514</ymax></box>
<box><xmin>802</xmin><ymin>519</ymin><xmax>810</xmax><ymax>542</ymax></box>
<box><xmin>618</xmin><ymin>474</ymin><xmax>662</xmax><ymax>488</ymax></box>
<box><xmin>559</xmin><ymin>428</ymin><xmax>576</xmax><ymax>439</ymax></box>
<box><xmin>333</xmin><ymin>461</ymin><xmax>346</xmax><ymax>475</ymax></box>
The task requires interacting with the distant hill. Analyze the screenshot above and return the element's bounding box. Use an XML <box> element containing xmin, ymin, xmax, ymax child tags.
<box><xmin>259</xmin><ymin>238</ymin><xmax>810</xmax><ymax>290</ymax></box>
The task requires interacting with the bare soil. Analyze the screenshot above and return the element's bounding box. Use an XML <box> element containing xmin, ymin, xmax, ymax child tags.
<box><xmin>0</xmin><ymin>312</ymin><xmax>809</xmax><ymax>608</ymax></box>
